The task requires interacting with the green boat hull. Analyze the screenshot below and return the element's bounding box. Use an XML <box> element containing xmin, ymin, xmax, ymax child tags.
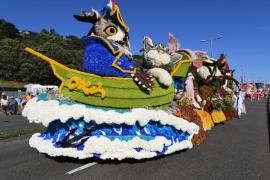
<box><xmin>171</xmin><ymin>51</ymin><xmax>192</xmax><ymax>78</ymax></box>
<box><xmin>59</xmin><ymin>67</ymin><xmax>175</xmax><ymax>109</ymax></box>
<box><xmin>25</xmin><ymin>48</ymin><xmax>175</xmax><ymax>109</ymax></box>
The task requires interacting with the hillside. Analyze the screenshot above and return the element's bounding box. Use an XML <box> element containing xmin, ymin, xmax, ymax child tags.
<box><xmin>0</xmin><ymin>19</ymin><xmax>144</xmax><ymax>87</ymax></box>
<box><xmin>0</xmin><ymin>19</ymin><xmax>83</xmax><ymax>86</ymax></box>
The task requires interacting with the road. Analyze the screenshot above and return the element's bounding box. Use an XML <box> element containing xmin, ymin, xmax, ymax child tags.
<box><xmin>0</xmin><ymin>115</ymin><xmax>42</xmax><ymax>132</ymax></box>
<box><xmin>0</xmin><ymin>99</ymin><xmax>269</xmax><ymax>180</ymax></box>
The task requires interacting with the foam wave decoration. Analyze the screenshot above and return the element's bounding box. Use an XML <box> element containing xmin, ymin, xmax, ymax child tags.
<box><xmin>23</xmin><ymin>95</ymin><xmax>199</xmax><ymax>160</ymax></box>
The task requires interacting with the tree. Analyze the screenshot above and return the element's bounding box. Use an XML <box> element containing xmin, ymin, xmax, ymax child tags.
<box><xmin>0</xmin><ymin>38</ymin><xmax>21</xmax><ymax>79</ymax></box>
<box><xmin>133</xmin><ymin>55</ymin><xmax>143</xmax><ymax>67</ymax></box>
<box><xmin>0</xmin><ymin>19</ymin><xmax>19</xmax><ymax>40</ymax></box>
<box><xmin>0</xmin><ymin>19</ymin><xmax>84</xmax><ymax>85</ymax></box>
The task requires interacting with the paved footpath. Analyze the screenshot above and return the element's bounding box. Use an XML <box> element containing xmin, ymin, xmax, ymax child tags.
<box><xmin>0</xmin><ymin>99</ymin><xmax>269</xmax><ymax>180</ymax></box>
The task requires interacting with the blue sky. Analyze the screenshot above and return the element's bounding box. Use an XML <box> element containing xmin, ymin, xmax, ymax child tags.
<box><xmin>1</xmin><ymin>0</ymin><xmax>270</xmax><ymax>82</ymax></box>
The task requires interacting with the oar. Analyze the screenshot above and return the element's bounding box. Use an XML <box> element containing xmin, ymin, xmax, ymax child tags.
<box><xmin>24</xmin><ymin>47</ymin><xmax>60</xmax><ymax>66</ymax></box>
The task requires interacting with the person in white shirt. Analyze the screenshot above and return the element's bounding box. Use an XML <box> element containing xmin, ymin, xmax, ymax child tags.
<box><xmin>233</xmin><ymin>90</ymin><xmax>246</xmax><ymax>118</ymax></box>
<box><xmin>1</xmin><ymin>94</ymin><xmax>9</xmax><ymax>115</ymax></box>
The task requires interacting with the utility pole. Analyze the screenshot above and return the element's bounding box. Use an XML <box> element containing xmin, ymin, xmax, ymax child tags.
<box><xmin>240</xmin><ymin>65</ymin><xmax>245</xmax><ymax>88</ymax></box>
<box><xmin>200</xmin><ymin>36</ymin><xmax>223</xmax><ymax>58</ymax></box>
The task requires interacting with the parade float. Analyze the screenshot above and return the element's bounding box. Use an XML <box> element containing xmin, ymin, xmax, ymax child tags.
<box><xmin>140</xmin><ymin>35</ymin><xmax>206</xmax><ymax>144</ymax></box>
<box><xmin>243</xmin><ymin>83</ymin><xmax>266</xmax><ymax>100</ymax></box>
<box><xmin>141</xmin><ymin>34</ymin><xmax>241</xmax><ymax>131</ymax></box>
<box><xmin>22</xmin><ymin>0</ymin><xmax>244</xmax><ymax>161</ymax></box>
<box><xmin>22</xmin><ymin>1</ymin><xmax>200</xmax><ymax>160</ymax></box>
<box><xmin>168</xmin><ymin>49</ymin><xmax>241</xmax><ymax>130</ymax></box>
<box><xmin>188</xmin><ymin>52</ymin><xmax>239</xmax><ymax>124</ymax></box>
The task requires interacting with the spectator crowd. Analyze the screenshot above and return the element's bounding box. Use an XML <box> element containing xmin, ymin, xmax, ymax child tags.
<box><xmin>0</xmin><ymin>92</ymin><xmax>33</xmax><ymax>116</ymax></box>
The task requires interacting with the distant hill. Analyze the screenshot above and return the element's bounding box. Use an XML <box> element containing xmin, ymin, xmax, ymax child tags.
<box><xmin>0</xmin><ymin>19</ymin><xmax>83</xmax><ymax>86</ymax></box>
<box><xmin>0</xmin><ymin>19</ymin><xmax>144</xmax><ymax>87</ymax></box>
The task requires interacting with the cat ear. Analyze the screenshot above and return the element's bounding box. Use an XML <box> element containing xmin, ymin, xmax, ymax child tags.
<box><xmin>168</xmin><ymin>33</ymin><xmax>180</xmax><ymax>52</ymax></box>
<box><xmin>143</xmin><ymin>36</ymin><xmax>154</xmax><ymax>51</ymax></box>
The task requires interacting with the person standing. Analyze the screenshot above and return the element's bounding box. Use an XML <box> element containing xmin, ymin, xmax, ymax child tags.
<box><xmin>1</xmin><ymin>94</ymin><xmax>9</xmax><ymax>116</ymax></box>
<box><xmin>233</xmin><ymin>90</ymin><xmax>246</xmax><ymax>119</ymax></box>
<box><xmin>9</xmin><ymin>96</ymin><xmax>18</xmax><ymax>115</ymax></box>
<box><xmin>21</xmin><ymin>93</ymin><xmax>32</xmax><ymax>110</ymax></box>
<box><xmin>15</xmin><ymin>97</ymin><xmax>22</xmax><ymax>115</ymax></box>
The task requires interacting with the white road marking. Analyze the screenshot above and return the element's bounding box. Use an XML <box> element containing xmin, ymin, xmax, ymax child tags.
<box><xmin>66</xmin><ymin>162</ymin><xmax>97</xmax><ymax>175</ymax></box>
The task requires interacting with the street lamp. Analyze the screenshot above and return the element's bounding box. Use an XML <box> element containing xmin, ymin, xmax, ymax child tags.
<box><xmin>200</xmin><ymin>35</ymin><xmax>223</xmax><ymax>58</ymax></box>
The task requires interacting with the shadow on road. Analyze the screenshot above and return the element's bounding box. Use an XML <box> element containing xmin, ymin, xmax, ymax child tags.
<box><xmin>45</xmin><ymin>149</ymin><xmax>189</xmax><ymax>165</ymax></box>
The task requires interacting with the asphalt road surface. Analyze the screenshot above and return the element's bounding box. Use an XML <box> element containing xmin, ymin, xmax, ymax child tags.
<box><xmin>0</xmin><ymin>115</ymin><xmax>42</xmax><ymax>132</ymax></box>
<box><xmin>0</xmin><ymin>99</ymin><xmax>269</xmax><ymax>180</ymax></box>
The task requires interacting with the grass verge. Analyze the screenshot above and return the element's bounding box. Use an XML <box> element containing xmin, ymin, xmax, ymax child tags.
<box><xmin>0</xmin><ymin>79</ymin><xmax>26</xmax><ymax>89</ymax></box>
<box><xmin>0</xmin><ymin>128</ymin><xmax>45</xmax><ymax>139</ymax></box>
